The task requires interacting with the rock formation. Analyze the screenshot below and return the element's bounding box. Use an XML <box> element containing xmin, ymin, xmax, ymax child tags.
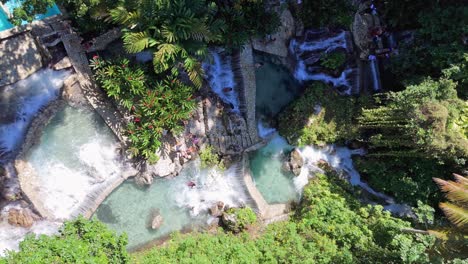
<box><xmin>221</xmin><ymin>212</ymin><xmax>239</xmax><ymax>233</ymax></box>
<box><xmin>209</xmin><ymin>201</ymin><xmax>225</xmax><ymax>217</ymax></box>
<box><xmin>7</xmin><ymin>208</ymin><xmax>40</xmax><ymax>228</ymax></box>
<box><xmin>282</xmin><ymin>148</ymin><xmax>304</xmax><ymax>176</ymax></box>
<box><xmin>148</xmin><ymin>208</ymin><xmax>164</xmax><ymax>230</ymax></box>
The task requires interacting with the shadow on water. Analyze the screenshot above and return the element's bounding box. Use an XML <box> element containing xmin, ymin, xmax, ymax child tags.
<box><xmin>254</xmin><ymin>51</ymin><xmax>301</xmax><ymax>119</ymax></box>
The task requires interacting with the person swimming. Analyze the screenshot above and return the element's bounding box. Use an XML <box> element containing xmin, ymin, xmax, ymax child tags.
<box><xmin>187</xmin><ymin>181</ymin><xmax>196</xmax><ymax>188</ymax></box>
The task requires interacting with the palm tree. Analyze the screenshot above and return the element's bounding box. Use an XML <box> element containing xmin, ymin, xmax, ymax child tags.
<box><xmin>433</xmin><ymin>174</ymin><xmax>468</xmax><ymax>229</ymax></box>
<box><xmin>110</xmin><ymin>0</ymin><xmax>225</xmax><ymax>88</ymax></box>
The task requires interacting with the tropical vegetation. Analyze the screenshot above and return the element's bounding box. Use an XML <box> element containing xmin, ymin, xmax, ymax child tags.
<box><xmin>91</xmin><ymin>57</ymin><xmax>196</xmax><ymax>163</ymax></box>
<box><xmin>0</xmin><ymin>217</ymin><xmax>128</xmax><ymax>263</ymax></box>
<box><xmin>278</xmin><ymin>82</ymin><xmax>361</xmax><ymax>146</ymax></box>
<box><xmin>433</xmin><ymin>174</ymin><xmax>468</xmax><ymax>229</ymax></box>
<box><xmin>2</xmin><ymin>0</ymin><xmax>467</xmax><ymax>262</ymax></box>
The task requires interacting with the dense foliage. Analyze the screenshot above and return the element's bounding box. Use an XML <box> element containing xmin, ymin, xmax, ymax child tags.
<box><xmin>109</xmin><ymin>0</ymin><xmax>278</xmax><ymax>88</ymax></box>
<box><xmin>433</xmin><ymin>174</ymin><xmax>468</xmax><ymax>229</ymax></box>
<box><xmin>133</xmin><ymin>174</ymin><xmax>436</xmax><ymax>263</ymax></box>
<box><xmin>1</xmin><ymin>217</ymin><xmax>128</xmax><ymax>263</ymax></box>
<box><xmin>278</xmin><ymin>82</ymin><xmax>361</xmax><ymax>146</ymax></box>
<box><xmin>109</xmin><ymin>0</ymin><xmax>223</xmax><ymax>88</ymax></box>
<box><xmin>295</xmin><ymin>0</ymin><xmax>354</xmax><ymax>28</ymax></box>
<box><xmin>358</xmin><ymin>78</ymin><xmax>467</xmax><ymax>166</ymax></box>
<box><xmin>389</xmin><ymin>6</ymin><xmax>468</xmax><ymax>99</ymax></box>
<box><xmin>354</xmin><ymin>156</ymin><xmax>446</xmax><ymax>207</ymax></box>
<box><xmin>199</xmin><ymin>145</ymin><xmax>223</xmax><ymax>169</ymax></box>
<box><xmin>91</xmin><ymin>57</ymin><xmax>196</xmax><ymax>163</ymax></box>
<box><xmin>214</xmin><ymin>0</ymin><xmax>280</xmax><ymax>49</ymax></box>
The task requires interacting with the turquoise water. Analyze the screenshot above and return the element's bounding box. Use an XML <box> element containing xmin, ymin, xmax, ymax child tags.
<box><xmin>94</xmin><ymin>161</ymin><xmax>249</xmax><ymax>250</ymax></box>
<box><xmin>1</xmin><ymin>0</ymin><xmax>60</xmax><ymax>31</ymax></box>
<box><xmin>249</xmin><ymin>134</ymin><xmax>299</xmax><ymax>204</ymax></box>
<box><xmin>94</xmin><ymin>179</ymin><xmax>197</xmax><ymax>250</ymax></box>
<box><xmin>0</xmin><ymin>8</ymin><xmax>12</xmax><ymax>31</ymax></box>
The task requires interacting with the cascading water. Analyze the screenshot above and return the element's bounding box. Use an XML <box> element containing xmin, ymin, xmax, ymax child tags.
<box><xmin>25</xmin><ymin>106</ymin><xmax>131</xmax><ymax>220</ymax></box>
<box><xmin>0</xmin><ymin>203</ymin><xmax>61</xmax><ymax>255</ymax></box>
<box><xmin>94</xmin><ymin>159</ymin><xmax>250</xmax><ymax>249</ymax></box>
<box><xmin>257</xmin><ymin>121</ymin><xmax>276</xmax><ymax>139</ymax></box>
<box><xmin>369</xmin><ymin>57</ymin><xmax>381</xmax><ymax>91</ymax></box>
<box><xmin>0</xmin><ymin>69</ymin><xmax>70</xmax><ymax>161</ymax></box>
<box><xmin>203</xmin><ymin>51</ymin><xmax>240</xmax><ymax>113</ymax></box>
<box><xmin>289</xmin><ymin>30</ymin><xmax>357</xmax><ymax>95</ymax></box>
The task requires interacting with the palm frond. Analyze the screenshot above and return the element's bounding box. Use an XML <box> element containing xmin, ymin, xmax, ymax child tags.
<box><xmin>185</xmin><ymin>60</ymin><xmax>203</xmax><ymax>89</ymax></box>
<box><xmin>453</xmin><ymin>173</ymin><xmax>468</xmax><ymax>187</ymax></box>
<box><xmin>110</xmin><ymin>6</ymin><xmax>140</xmax><ymax>26</ymax></box>
<box><xmin>433</xmin><ymin>177</ymin><xmax>468</xmax><ymax>204</ymax></box>
<box><xmin>123</xmin><ymin>31</ymin><xmax>154</xmax><ymax>53</ymax></box>
<box><xmin>439</xmin><ymin>202</ymin><xmax>468</xmax><ymax>228</ymax></box>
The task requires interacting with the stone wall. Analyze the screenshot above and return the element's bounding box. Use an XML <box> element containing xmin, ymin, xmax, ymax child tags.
<box><xmin>236</xmin><ymin>43</ymin><xmax>259</xmax><ymax>145</ymax></box>
<box><xmin>203</xmin><ymin>96</ymin><xmax>257</xmax><ymax>154</ymax></box>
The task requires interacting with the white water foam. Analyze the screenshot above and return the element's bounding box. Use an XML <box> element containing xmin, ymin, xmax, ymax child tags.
<box><xmin>369</xmin><ymin>58</ymin><xmax>381</xmax><ymax>91</ymax></box>
<box><xmin>33</xmin><ymin>139</ymin><xmax>124</xmax><ymax>220</ymax></box>
<box><xmin>257</xmin><ymin>121</ymin><xmax>276</xmax><ymax>139</ymax></box>
<box><xmin>297</xmin><ymin>145</ymin><xmax>412</xmax><ymax>216</ymax></box>
<box><xmin>26</xmin><ymin>107</ymin><xmax>128</xmax><ymax>220</ymax></box>
<box><xmin>173</xmin><ymin>161</ymin><xmax>249</xmax><ymax>217</ymax></box>
<box><xmin>0</xmin><ymin>69</ymin><xmax>71</xmax><ymax>160</ymax></box>
<box><xmin>294</xmin><ymin>61</ymin><xmax>355</xmax><ymax>93</ymax></box>
<box><xmin>290</xmin><ymin>31</ymin><xmax>355</xmax><ymax>95</ymax></box>
<box><xmin>0</xmin><ymin>204</ymin><xmax>61</xmax><ymax>256</ymax></box>
<box><xmin>290</xmin><ymin>31</ymin><xmax>347</xmax><ymax>56</ymax></box>
<box><xmin>203</xmin><ymin>51</ymin><xmax>240</xmax><ymax>113</ymax></box>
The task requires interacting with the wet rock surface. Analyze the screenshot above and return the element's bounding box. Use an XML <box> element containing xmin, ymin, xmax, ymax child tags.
<box><xmin>282</xmin><ymin>148</ymin><xmax>304</xmax><ymax>176</ymax></box>
<box><xmin>209</xmin><ymin>201</ymin><xmax>225</xmax><ymax>217</ymax></box>
<box><xmin>7</xmin><ymin>208</ymin><xmax>40</xmax><ymax>228</ymax></box>
<box><xmin>252</xmin><ymin>9</ymin><xmax>295</xmax><ymax>58</ymax></box>
<box><xmin>149</xmin><ymin>208</ymin><xmax>164</xmax><ymax>230</ymax></box>
<box><xmin>221</xmin><ymin>212</ymin><xmax>239</xmax><ymax>232</ymax></box>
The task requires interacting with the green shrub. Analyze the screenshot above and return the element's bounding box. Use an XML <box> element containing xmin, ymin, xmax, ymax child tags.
<box><xmin>297</xmin><ymin>0</ymin><xmax>354</xmax><ymax>28</ymax></box>
<box><xmin>278</xmin><ymin>82</ymin><xmax>361</xmax><ymax>146</ymax></box>
<box><xmin>226</xmin><ymin>207</ymin><xmax>257</xmax><ymax>230</ymax></box>
<box><xmin>1</xmin><ymin>217</ymin><xmax>128</xmax><ymax>263</ymax></box>
<box><xmin>320</xmin><ymin>52</ymin><xmax>346</xmax><ymax>70</ymax></box>
<box><xmin>199</xmin><ymin>146</ymin><xmax>223</xmax><ymax>169</ymax></box>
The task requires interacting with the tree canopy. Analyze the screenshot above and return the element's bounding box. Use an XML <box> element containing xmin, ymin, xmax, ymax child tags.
<box><xmin>1</xmin><ymin>217</ymin><xmax>128</xmax><ymax>263</ymax></box>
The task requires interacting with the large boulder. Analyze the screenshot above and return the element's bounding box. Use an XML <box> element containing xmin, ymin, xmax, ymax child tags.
<box><xmin>135</xmin><ymin>171</ymin><xmax>153</xmax><ymax>186</ymax></box>
<box><xmin>148</xmin><ymin>209</ymin><xmax>164</xmax><ymax>230</ymax></box>
<box><xmin>209</xmin><ymin>201</ymin><xmax>225</xmax><ymax>217</ymax></box>
<box><xmin>7</xmin><ymin>208</ymin><xmax>40</xmax><ymax>228</ymax></box>
<box><xmin>221</xmin><ymin>212</ymin><xmax>239</xmax><ymax>233</ymax></box>
<box><xmin>252</xmin><ymin>9</ymin><xmax>295</xmax><ymax>58</ymax></box>
<box><xmin>282</xmin><ymin>148</ymin><xmax>304</xmax><ymax>176</ymax></box>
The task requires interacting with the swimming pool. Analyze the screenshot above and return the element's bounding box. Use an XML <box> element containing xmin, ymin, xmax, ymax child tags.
<box><xmin>0</xmin><ymin>0</ymin><xmax>60</xmax><ymax>31</ymax></box>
